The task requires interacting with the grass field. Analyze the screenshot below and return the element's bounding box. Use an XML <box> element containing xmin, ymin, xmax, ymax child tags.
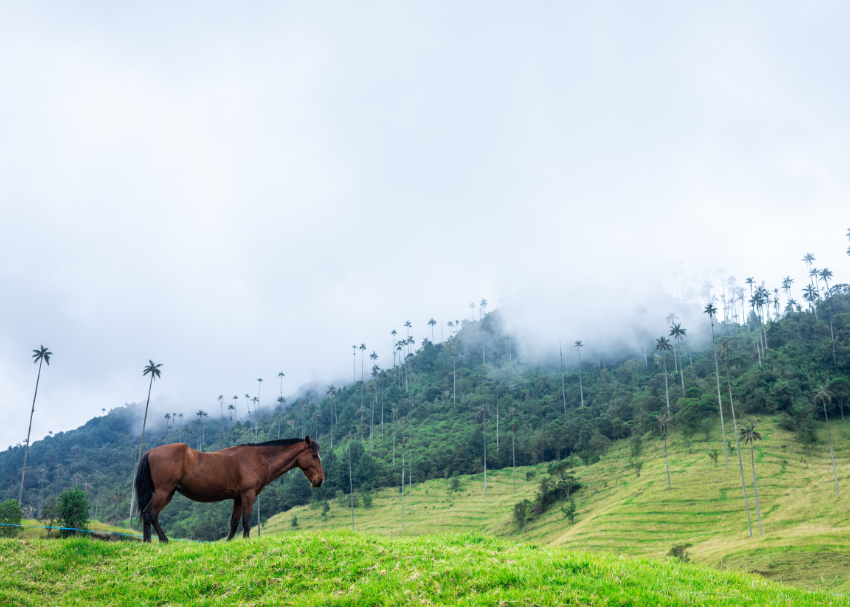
<box><xmin>265</xmin><ymin>418</ymin><xmax>850</xmax><ymax>593</ymax></box>
<box><xmin>1</xmin><ymin>532</ymin><xmax>847</xmax><ymax>606</ymax></box>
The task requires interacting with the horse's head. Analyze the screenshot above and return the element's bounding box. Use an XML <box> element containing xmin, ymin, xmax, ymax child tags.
<box><xmin>297</xmin><ymin>436</ymin><xmax>325</xmax><ymax>488</ymax></box>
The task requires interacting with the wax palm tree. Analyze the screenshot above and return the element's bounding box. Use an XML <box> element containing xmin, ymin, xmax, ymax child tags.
<box><xmin>451</xmin><ymin>341</ymin><xmax>458</xmax><ymax>403</ymax></box>
<box><xmin>326</xmin><ymin>384</ymin><xmax>337</xmax><ymax>448</ymax></box>
<box><xmin>704</xmin><ymin>304</ymin><xmax>729</xmax><ymax>469</ymax></box>
<box><xmin>359</xmin><ymin>344</ymin><xmax>366</xmax><ymax>381</ymax></box>
<box><xmin>252</xmin><ymin>397</ymin><xmax>260</xmax><ymax>438</ymax></box>
<box><xmin>278</xmin><ymin>371</ymin><xmax>285</xmax><ymax>397</ymax></box>
<box><xmin>196</xmin><ymin>410</ymin><xmax>208</xmax><ymax>449</ymax></box>
<box><xmin>128</xmin><ymin>359</ymin><xmax>162</xmax><ymax>525</ymax></box>
<box><xmin>19</xmin><ymin>345</ymin><xmax>52</xmax><ymax>503</ymax></box>
<box><xmin>479</xmin><ymin>299</ymin><xmax>488</xmax><ymax>319</ymax></box>
<box><xmin>815</xmin><ymin>385</ymin><xmax>840</xmax><ymax>498</ymax></box>
<box><xmin>655</xmin><ymin>337</ymin><xmax>673</xmax><ymax>414</ymax></box>
<box><xmin>655</xmin><ymin>413</ymin><xmax>672</xmax><ymax>488</ymax></box>
<box><xmin>244</xmin><ymin>394</ymin><xmax>253</xmax><ymax>436</ymax></box>
<box><xmin>720</xmin><ymin>339</ymin><xmax>753</xmax><ymax>537</ymax></box>
<box><xmin>559</xmin><ymin>341</ymin><xmax>567</xmax><ymax>414</ymax></box>
<box><xmin>665</xmin><ymin>313</ymin><xmax>679</xmax><ymax>371</ymax></box>
<box><xmin>312</xmin><ymin>412</ymin><xmax>320</xmax><ymax>439</ymax></box>
<box><xmin>509</xmin><ymin>406</ymin><xmax>517</xmax><ymax>494</ymax></box>
<box><xmin>357</xmin><ymin>406</ymin><xmax>367</xmax><ymax>442</ymax></box>
<box><xmin>669</xmin><ymin>324</ymin><xmax>687</xmax><ymax>396</ymax></box>
<box><xmin>428</xmin><ymin>318</ymin><xmax>436</xmax><ymax>341</ymax></box>
<box><xmin>227</xmin><ymin>404</ymin><xmax>235</xmax><ymax>422</ymax></box>
<box><xmin>286</xmin><ymin>419</ymin><xmax>295</xmax><ymax>439</ymax></box>
<box><xmin>469</xmin><ymin>302</ymin><xmax>476</xmax><ymax>321</ymax></box>
<box><xmin>475</xmin><ymin>403</ymin><xmax>490</xmax><ymax>496</ymax></box>
<box><xmin>819</xmin><ymin>268</ymin><xmax>837</xmax><ymax>364</ymax></box>
<box><xmin>256</xmin><ymin>378</ymin><xmax>263</xmax><ymax>419</ymax></box>
<box><xmin>391</xmin><ymin>408</ymin><xmax>399</xmax><ymax>467</ymax></box>
<box><xmin>739</xmin><ymin>423</ymin><xmax>763</xmax><ymax>535</ymax></box>
<box><xmin>352</xmin><ymin>345</ymin><xmax>357</xmax><ymax>382</ymax></box>
<box><xmin>447</xmin><ymin>321</ymin><xmax>454</xmax><ymax>339</ymax></box>
<box><xmin>391</xmin><ymin>330</ymin><xmax>398</xmax><ymax>366</ymax></box>
<box><xmin>404</xmin><ymin>320</ymin><xmax>412</xmax><ymax>340</ymax></box>
<box><xmin>217</xmin><ymin>395</ymin><xmax>224</xmax><ymax>419</ymax></box>
<box><xmin>802</xmin><ymin>285</ymin><xmax>819</xmax><ymax>320</ymax></box>
<box><xmin>574</xmin><ymin>341</ymin><xmax>585</xmax><ymax>407</ymax></box>
<box><xmin>782</xmin><ymin>276</ymin><xmax>794</xmax><ymax>305</ymax></box>
<box><xmin>164</xmin><ymin>412</ymin><xmax>172</xmax><ymax>443</ymax></box>
<box><xmin>275</xmin><ymin>397</ymin><xmax>285</xmax><ymax>439</ymax></box>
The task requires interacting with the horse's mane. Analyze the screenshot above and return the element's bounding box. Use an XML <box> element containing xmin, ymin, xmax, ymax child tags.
<box><xmin>244</xmin><ymin>439</ymin><xmax>305</xmax><ymax>447</ymax></box>
<box><xmin>241</xmin><ymin>438</ymin><xmax>320</xmax><ymax>454</ymax></box>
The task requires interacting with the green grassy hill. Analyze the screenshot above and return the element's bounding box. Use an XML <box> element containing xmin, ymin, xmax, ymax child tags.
<box><xmin>266</xmin><ymin>418</ymin><xmax>850</xmax><ymax>593</ymax></box>
<box><xmin>15</xmin><ymin>519</ymin><xmax>131</xmax><ymax>540</ymax></box>
<box><xmin>1</xmin><ymin>532</ymin><xmax>845</xmax><ymax>606</ymax></box>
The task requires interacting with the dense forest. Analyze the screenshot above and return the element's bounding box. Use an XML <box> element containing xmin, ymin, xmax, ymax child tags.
<box><xmin>2</xmin><ymin>262</ymin><xmax>849</xmax><ymax>541</ymax></box>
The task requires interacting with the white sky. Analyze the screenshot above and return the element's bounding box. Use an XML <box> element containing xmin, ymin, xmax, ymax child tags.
<box><xmin>1</xmin><ymin>1</ymin><xmax>849</xmax><ymax>449</ymax></box>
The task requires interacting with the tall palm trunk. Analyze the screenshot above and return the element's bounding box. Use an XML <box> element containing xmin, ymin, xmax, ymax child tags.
<box><xmin>128</xmin><ymin>373</ymin><xmax>155</xmax><ymax>526</ymax></box>
<box><xmin>677</xmin><ymin>339</ymin><xmax>685</xmax><ymax>396</ymax></box>
<box><xmin>560</xmin><ymin>344</ymin><xmax>567</xmax><ymax>415</ymax></box>
<box><xmin>822</xmin><ymin>400</ymin><xmax>840</xmax><ymax>498</ymax></box>
<box><xmin>483</xmin><ymin>417</ymin><xmax>488</xmax><ymax>497</ymax></box>
<box><xmin>709</xmin><ymin>319</ymin><xmax>729</xmax><ymax>469</ymax></box>
<box><xmin>577</xmin><ymin>350</ymin><xmax>584</xmax><ymax>407</ymax></box>
<box><xmin>749</xmin><ymin>443</ymin><xmax>763</xmax><ymax>534</ymax></box>
<box><xmin>19</xmin><ymin>357</ymin><xmax>44</xmax><ymax>503</ymax></box>
<box><xmin>663</xmin><ymin>430</ymin><xmax>671</xmax><ymax>488</ymax></box>
<box><xmin>662</xmin><ymin>354</ymin><xmax>671</xmax><ymax>413</ymax></box>
<box><xmin>348</xmin><ymin>437</ymin><xmax>354</xmax><ymax>531</ymax></box>
<box><xmin>725</xmin><ymin>357</ymin><xmax>753</xmax><ymax>537</ymax></box>
<box><xmin>401</xmin><ymin>437</ymin><xmax>405</xmax><ymax>532</ymax></box>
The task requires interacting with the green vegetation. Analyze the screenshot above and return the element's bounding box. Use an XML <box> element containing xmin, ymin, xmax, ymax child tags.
<box><xmin>0</xmin><ymin>499</ymin><xmax>22</xmax><ymax>537</ymax></box>
<box><xmin>1</xmin><ymin>249</ymin><xmax>849</xmax><ymax>597</ymax></box>
<box><xmin>1</xmin><ymin>532</ymin><xmax>844</xmax><ymax>606</ymax></box>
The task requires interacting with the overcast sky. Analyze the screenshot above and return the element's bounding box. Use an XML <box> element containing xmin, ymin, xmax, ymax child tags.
<box><xmin>1</xmin><ymin>1</ymin><xmax>849</xmax><ymax>449</ymax></box>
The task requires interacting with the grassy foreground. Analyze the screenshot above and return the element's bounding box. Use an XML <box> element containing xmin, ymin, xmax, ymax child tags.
<box><xmin>1</xmin><ymin>532</ymin><xmax>846</xmax><ymax>606</ymax></box>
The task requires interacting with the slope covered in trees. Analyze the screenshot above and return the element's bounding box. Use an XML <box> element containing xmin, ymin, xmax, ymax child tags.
<box><xmin>1</xmin><ymin>288</ymin><xmax>848</xmax><ymax>543</ymax></box>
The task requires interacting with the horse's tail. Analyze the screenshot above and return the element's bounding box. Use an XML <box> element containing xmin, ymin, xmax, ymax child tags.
<box><xmin>134</xmin><ymin>451</ymin><xmax>154</xmax><ymax>519</ymax></box>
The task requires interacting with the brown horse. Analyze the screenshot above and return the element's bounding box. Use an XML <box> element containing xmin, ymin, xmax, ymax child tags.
<box><xmin>133</xmin><ymin>437</ymin><xmax>324</xmax><ymax>543</ymax></box>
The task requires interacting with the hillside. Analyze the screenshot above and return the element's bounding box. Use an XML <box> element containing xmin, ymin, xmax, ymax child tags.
<box><xmin>0</xmin><ymin>532</ymin><xmax>844</xmax><ymax>606</ymax></box>
<box><xmin>265</xmin><ymin>417</ymin><xmax>850</xmax><ymax>593</ymax></box>
<box><xmin>1</xmin><ymin>291</ymin><xmax>848</xmax><ymax>558</ymax></box>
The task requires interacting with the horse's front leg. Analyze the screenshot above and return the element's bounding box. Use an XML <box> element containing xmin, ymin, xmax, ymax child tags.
<box><xmin>241</xmin><ymin>493</ymin><xmax>256</xmax><ymax>539</ymax></box>
<box><xmin>226</xmin><ymin>497</ymin><xmax>243</xmax><ymax>541</ymax></box>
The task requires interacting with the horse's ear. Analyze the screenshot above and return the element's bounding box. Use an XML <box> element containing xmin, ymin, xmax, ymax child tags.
<box><xmin>305</xmin><ymin>435</ymin><xmax>312</xmax><ymax>446</ymax></box>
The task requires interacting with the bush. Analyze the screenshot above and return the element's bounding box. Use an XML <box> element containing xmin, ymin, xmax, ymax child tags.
<box><xmin>0</xmin><ymin>499</ymin><xmax>23</xmax><ymax>537</ymax></box>
<box><xmin>560</xmin><ymin>500</ymin><xmax>578</xmax><ymax>525</ymax></box>
<box><xmin>290</xmin><ymin>515</ymin><xmax>298</xmax><ymax>527</ymax></box>
<box><xmin>513</xmin><ymin>499</ymin><xmax>531</xmax><ymax>528</ymax></box>
<box><xmin>668</xmin><ymin>543</ymin><xmax>692</xmax><ymax>563</ymax></box>
<box><xmin>58</xmin><ymin>487</ymin><xmax>89</xmax><ymax>537</ymax></box>
<box><xmin>38</xmin><ymin>497</ymin><xmax>59</xmax><ymax>538</ymax></box>
<box><xmin>362</xmin><ymin>493</ymin><xmax>373</xmax><ymax>509</ymax></box>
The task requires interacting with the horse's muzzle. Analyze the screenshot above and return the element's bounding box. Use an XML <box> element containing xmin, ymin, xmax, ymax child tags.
<box><xmin>312</xmin><ymin>478</ymin><xmax>324</xmax><ymax>488</ymax></box>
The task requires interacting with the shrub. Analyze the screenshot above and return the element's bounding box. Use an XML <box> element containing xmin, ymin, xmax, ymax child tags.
<box><xmin>362</xmin><ymin>493</ymin><xmax>373</xmax><ymax>509</ymax></box>
<box><xmin>0</xmin><ymin>499</ymin><xmax>23</xmax><ymax>537</ymax></box>
<box><xmin>560</xmin><ymin>500</ymin><xmax>578</xmax><ymax>525</ymax></box>
<box><xmin>513</xmin><ymin>500</ymin><xmax>531</xmax><ymax>528</ymax></box>
<box><xmin>290</xmin><ymin>515</ymin><xmax>298</xmax><ymax>527</ymax></box>
<box><xmin>668</xmin><ymin>543</ymin><xmax>692</xmax><ymax>563</ymax></box>
<box><xmin>58</xmin><ymin>488</ymin><xmax>89</xmax><ymax>537</ymax></box>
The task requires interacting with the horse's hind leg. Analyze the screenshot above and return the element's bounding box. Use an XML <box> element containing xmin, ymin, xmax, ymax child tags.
<box><xmin>152</xmin><ymin>514</ymin><xmax>168</xmax><ymax>544</ymax></box>
<box><xmin>226</xmin><ymin>497</ymin><xmax>243</xmax><ymax>541</ymax></box>
<box><xmin>241</xmin><ymin>493</ymin><xmax>256</xmax><ymax>539</ymax></box>
<box><xmin>147</xmin><ymin>488</ymin><xmax>175</xmax><ymax>544</ymax></box>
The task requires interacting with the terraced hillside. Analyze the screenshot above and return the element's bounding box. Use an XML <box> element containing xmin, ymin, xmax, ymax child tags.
<box><xmin>266</xmin><ymin>418</ymin><xmax>850</xmax><ymax>593</ymax></box>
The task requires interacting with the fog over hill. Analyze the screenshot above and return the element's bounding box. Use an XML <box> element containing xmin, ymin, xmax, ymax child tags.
<box><xmin>2</xmin><ymin>2</ymin><xmax>850</xmax><ymax>449</ymax></box>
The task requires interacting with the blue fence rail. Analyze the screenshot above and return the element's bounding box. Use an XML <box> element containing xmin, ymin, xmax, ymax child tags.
<box><xmin>0</xmin><ymin>523</ymin><xmax>207</xmax><ymax>543</ymax></box>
